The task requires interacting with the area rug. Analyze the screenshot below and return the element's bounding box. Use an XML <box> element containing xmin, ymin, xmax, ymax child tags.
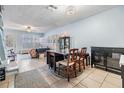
<box><xmin>15</xmin><ymin>69</ymin><xmax>50</xmax><ymax>88</ymax></box>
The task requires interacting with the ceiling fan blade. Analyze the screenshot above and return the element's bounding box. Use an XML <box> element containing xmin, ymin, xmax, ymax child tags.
<box><xmin>4</xmin><ymin>21</ymin><xmax>43</xmax><ymax>32</ymax></box>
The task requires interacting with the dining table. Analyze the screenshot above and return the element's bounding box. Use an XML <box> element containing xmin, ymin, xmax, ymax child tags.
<box><xmin>46</xmin><ymin>50</ymin><xmax>90</xmax><ymax>72</ymax></box>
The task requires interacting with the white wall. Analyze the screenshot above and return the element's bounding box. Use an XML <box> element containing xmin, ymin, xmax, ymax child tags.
<box><xmin>45</xmin><ymin>6</ymin><xmax>124</xmax><ymax>53</ymax></box>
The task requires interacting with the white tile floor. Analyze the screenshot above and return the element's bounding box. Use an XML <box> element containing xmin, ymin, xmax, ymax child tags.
<box><xmin>0</xmin><ymin>54</ymin><xmax>122</xmax><ymax>88</ymax></box>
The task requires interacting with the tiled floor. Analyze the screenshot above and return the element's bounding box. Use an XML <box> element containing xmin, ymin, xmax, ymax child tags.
<box><xmin>0</xmin><ymin>54</ymin><xmax>122</xmax><ymax>88</ymax></box>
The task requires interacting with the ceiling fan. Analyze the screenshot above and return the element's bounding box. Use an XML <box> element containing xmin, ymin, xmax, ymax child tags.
<box><xmin>4</xmin><ymin>22</ymin><xmax>42</xmax><ymax>33</ymax></box>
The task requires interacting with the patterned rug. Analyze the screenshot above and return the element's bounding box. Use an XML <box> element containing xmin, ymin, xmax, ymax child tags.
<box><xmin>15</xmin><ymin>69</ymin><xmax>50</xmax><ymax>88</ymax></box>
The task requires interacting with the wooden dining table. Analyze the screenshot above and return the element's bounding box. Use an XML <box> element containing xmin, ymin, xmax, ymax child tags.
<box><xmin>46</xmin><ymin>50</ymin><xmax>90</xmax><ymax>72</ymax></box>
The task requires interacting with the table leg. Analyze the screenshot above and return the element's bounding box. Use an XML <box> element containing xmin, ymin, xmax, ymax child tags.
<box><xmin>122</xmin><ymin>78</ymin><xmax>124</xmax><ymax>88</ymax></box>
<box><xmin>53</xmin><ymin>55</ymin><xmax>56</xmax><ymax>72</ymax></box>
<box><xmin>86</xmin><ymin>56</ymin><xmax>90</xmax><ymax>66</ymax></box>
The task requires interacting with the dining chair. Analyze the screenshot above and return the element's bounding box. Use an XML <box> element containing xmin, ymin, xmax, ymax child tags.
<box><xmin>58</xmin><ymin>48</ymin><xmax>78</xmax><ymax>82</ymax></box>
<box><xmin>77</xmin><ymin>48</ymin><xmax>87</xmax><ymax>72</ymax></box>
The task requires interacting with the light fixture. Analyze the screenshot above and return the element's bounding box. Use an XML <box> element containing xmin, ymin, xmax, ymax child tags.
<box><xmin>66</xmin><ymin>6</ymin><xmax>76</xmax><ymax>15</ymax></box>
<box><xmin>47</xmin><ymin>5</ymin><xmax>58</xmax><ymax>11</ymax></box>
<box><xmin>25</xmin><ymin>26</ymin><xmax>32</xmax><ymax>32</ymax></box>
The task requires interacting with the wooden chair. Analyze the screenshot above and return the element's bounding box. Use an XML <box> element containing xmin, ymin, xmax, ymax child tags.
<box><xmin>58</xmin><ymin>48</ymin><xmax>78</xmax><ymax>82</ymax></box>
<box><xmin>77</xmin><ymin>48</ymin><xmax>87</xmax><ymax>72</ymax></box>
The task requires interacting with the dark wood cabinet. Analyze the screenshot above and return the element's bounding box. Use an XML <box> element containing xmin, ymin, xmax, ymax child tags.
<box><xmin>91</xmin><ymin>47</ymin><xmax>124</xmax><ymax>74</ymax></box>
<box><xmin>121</xmin><ymin>65</ymin><xmax>124</xmax><ymax>88</ymax></box>
<box><xmin>59</xmin><ymin>36</ymin><xmax>70</xmax><ymax>53</ymax></box>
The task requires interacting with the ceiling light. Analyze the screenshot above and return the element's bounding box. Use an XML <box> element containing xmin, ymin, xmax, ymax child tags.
<box><xmin>47</xmin><ymin>5</ymin><xmax>58</xmax><ymax>11</ymax></box>
<box><xmin>25</xmin><ymin>26</ymin><xmax>32</xmax><ymax>32</ymax></box>
<box><xmin>66</xmin><ymin>6</ymin><xmax>76</xmax><ymax>15</ymax></box>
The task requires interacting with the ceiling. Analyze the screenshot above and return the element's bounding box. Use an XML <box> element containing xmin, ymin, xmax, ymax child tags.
<box><xmin>2</xmin><ymin>5</ymin><xmax>117</xmax><ymax>33</ymax></box>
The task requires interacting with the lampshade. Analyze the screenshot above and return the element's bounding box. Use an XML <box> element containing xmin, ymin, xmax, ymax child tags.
<box><xmin>119</xmin><ymin>55</ymin><xmax>124</xmax><ymax>66</ymax></box>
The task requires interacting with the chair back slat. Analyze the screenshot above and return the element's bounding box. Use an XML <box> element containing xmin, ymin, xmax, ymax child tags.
<box><xmin>80</xmin><ymin>48</ymin><xmax>87</xmax><ymax>59</ymax></box>
<box><xmin>68</xmin><ymin>48</ymin><xmax>78</xmax><ymax>65</ymax></box>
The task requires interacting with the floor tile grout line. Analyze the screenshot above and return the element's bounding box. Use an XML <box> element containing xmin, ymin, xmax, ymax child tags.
<box><xmin>73</xmin><ymin>68</ymin><xmax>109</xmax><ymax>88</ymax></box>
<box><xmin>86</xmin><ymin>72</ymin><xmax>108</xmax><ymax>85</ymax></box>
<box><xmin>99</xmin><ymin>72</ymin><xmax>109</xmax><ymax>88</ymax></box>
<box><xmin>73</xmin><ymin>68</ymin><xmax>96</xmax><ymax>88</ymax></box>
<box><xmin>101</xmin><ymin>74</ymin><xmax>122</xmax><ymax>88</ymax></box>
<box><xmin>79</xmin><ymin>68</ymin><xmax>97</xmax><ymax>88</ymax></box>
<box><xmin>107</xmin><ymin>72</ymin><xmax>121</xmax><ymax>80</ymax></box>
